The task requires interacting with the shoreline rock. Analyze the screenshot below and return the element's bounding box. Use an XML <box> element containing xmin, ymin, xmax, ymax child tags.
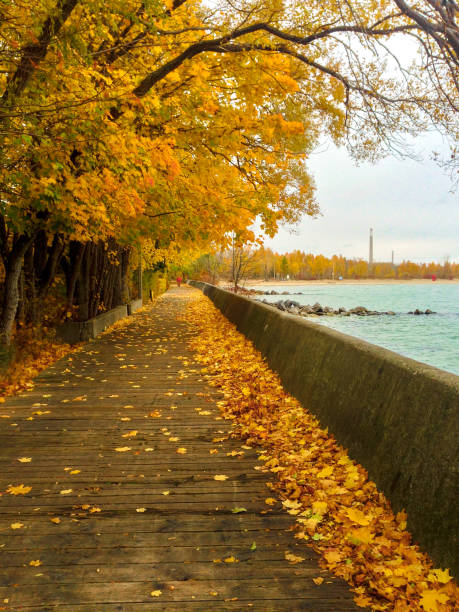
<box><xmin>256</xmin><ymin>299</ymin><xmax>436</xmax><ymax>318</ymax></box>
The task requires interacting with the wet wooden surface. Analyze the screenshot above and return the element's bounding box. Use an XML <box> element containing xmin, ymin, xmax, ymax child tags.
<box><xmin>0</xmin><ymin>288</ymin><xmax>362</xmax><ymax>610</ymax></box>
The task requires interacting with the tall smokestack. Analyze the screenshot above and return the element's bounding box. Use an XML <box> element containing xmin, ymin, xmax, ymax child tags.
<box><xmin>391</xmin><ymin>250</ymin><xmax>394</xmax><ymax>266</ymax></box>
<box><xmin>369</xmin><ymin>228</ymin><xmax>374</xmax><ymax>273</ymax></box>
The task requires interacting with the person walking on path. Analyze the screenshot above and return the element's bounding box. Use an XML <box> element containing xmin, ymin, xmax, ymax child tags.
<box><xmin>176</xmin><ymin>274</ymin><xmax>183</xmax><ymax>287</ymax></box>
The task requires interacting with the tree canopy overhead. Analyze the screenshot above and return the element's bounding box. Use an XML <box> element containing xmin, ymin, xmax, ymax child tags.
<box><xmin>0</xmin><ymin>0</ymin><xmax>457</xmax><ymax>347</ymax></box>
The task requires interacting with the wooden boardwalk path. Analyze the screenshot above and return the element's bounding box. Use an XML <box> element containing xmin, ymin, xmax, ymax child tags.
<box><xmin>0</xmin><ymin>288</ymin><xmax>362</xmax><ymax>611</ymax></box>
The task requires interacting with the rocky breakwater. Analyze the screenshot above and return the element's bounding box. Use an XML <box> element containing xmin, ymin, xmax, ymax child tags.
<box><xmin>259</xmin><ymin>300</ymin><xmax>436</xmax><ymax>318</ymax></box>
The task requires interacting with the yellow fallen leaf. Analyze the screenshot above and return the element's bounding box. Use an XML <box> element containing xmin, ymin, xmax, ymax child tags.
<box><xmin>285</xmin><ymin>552</ymin><xmax>305</xmax><ymax>563</ymax></box>
<box><xmin>313</xmin><ymin>577</ymin><xmax>324</xmax><ymax>585</ymax></box>
<box><xmin>347</xmin><ymin>527</ymin><xmax>375</xmax><ymax>545</ymax></box>
<box><xmin>162</xmin><ymin>491</ymin><xmax>170</xmax><ymax>496</ymax></box>
<box><xmin>317</xmin><ymin>465</ymin><xmax>333</xmax><ymax>478</ymax></box>
<box><xmin>7</xmin><ymin>484</ymin><xmax>32</xmax><ymax>495</ymax></box>
<box><xmin>265</xmin><ymin>498</ymin><xmax>277</xmax><ymax>506</ymax></box>
<box><xmin>427</xmin><ymin>568</ymin><xmax>452</xmax><ymax>584</ymax></box>
<box><xmin>282</xmin><ymin>499</ymin><xmax>301</xmax><ymax>510</ymax></box>
<box><xmin>90</xmin><ymin>506</ymin><xmax>101</xmax><ymax>513</ymax></box>
<box><xmin>115</xmin><ymin>447</ymin><xmax>131</xmax><ymax>452</ymax></box>
<box><xmin>224</xmin><ymin>556</ymin><xmax>238</xmax><ymax>563</ymax></box>
<box><xmin>323</xmin><ymin>549</ymin><xmax>342</xmax><ymax>565</ymax></box>
<box><xmin>176</xmin><ymin>447</ymin><xmax>187</xmax><ymax>454</ymax></box>
<box><xmin>10</xmin><ymin>522</ymin><xmax>24</xmax><ymax>529</ymax></box>
<box><xmin>312</xmin><ymin>501</ymin><xmax>328</xmax><ymax>515</ymax></box>
<box><xmin>50</xmin><ymin>518</ymin><xmax>61</xmax><ymax>524</ymax></box>
<box><xmin>60</xmin><ymin>489</ymin><xmax>72</xmax><ymax>495</ymax></box>
<box><xmin>150</xmin><ymin>590</ymin><xmax>162</xmax><ymax>597</ymax></box>
<box><xmin>419</xmin><ymin>589</ymin><xmax>449</xmax><ymax>611</ymax></box>
<box><xmin>29</xmin><ymin>560</ymin><xmax>41</xmax><ymax>567</ymax></box>
<box><xmin>122</xmin><ymin>430</ymin><xmax>138</xmax><ymax>438</ymax></box>
<box><xmin>145</xmin><ymin>447</ymin><xmax>154</xmax><ymax>452</ymax></box>
<box><xmin>70</xmin><ymin>470</ymin><xmax>80</xmax><ymax>475</ymax></box>
<box><xmin>169</xmin><ymin>436</ymin><xmax>179</xmax><ymax>442</ymax></box>
<box><xmin>18</xmin><ymin>457</ymin><xmax>32</xmax><ymax>463</ymax></box>
<box><xmin>344</xmin><ymin>507</ymin><xmax>371</xmax><ymax>526</ymax></box>
<box><xmin>214</xmin><ymin>474</ymin><xmax>228</xmax><ymax>481</ymax></box>
<box><xmin>136</xmin><ymin>508</ymin><xmax>146</xmax><ymax>512</ymax></box>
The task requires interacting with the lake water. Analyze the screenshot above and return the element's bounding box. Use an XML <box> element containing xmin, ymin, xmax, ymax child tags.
<box><xmin>249</xmin><ymin>283</ymin><xmax>459</xmax><ymax>375</ymax></box>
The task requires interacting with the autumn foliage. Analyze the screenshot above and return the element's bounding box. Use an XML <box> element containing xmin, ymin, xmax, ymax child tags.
<box><xmin>0</xmin><ymin>0</ymin><xmax>458</xmax><ymax>356</ymax></box>
<box><xmin>185</xmin><ymin>292</ymin><xmax>458</xmax><ymax>611</ymax></box>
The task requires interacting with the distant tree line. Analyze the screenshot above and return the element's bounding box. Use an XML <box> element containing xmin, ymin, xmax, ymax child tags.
<box><xmin>190</xmin><ymin>248</ymin><xmax>458</xmax><ymax>283</ymax></box>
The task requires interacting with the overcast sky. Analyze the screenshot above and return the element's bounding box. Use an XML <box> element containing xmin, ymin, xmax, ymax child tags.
<box><xmin>262</xmin><ymin>134</ymin><xmax>458</xmax><ymax>264</ymax></box>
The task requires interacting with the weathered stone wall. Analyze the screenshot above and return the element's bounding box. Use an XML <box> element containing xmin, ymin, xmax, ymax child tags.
<box><xmin>56</xmin><ymin>305</ymin><xmax>129</xmax><ymax>344</ymax></box>
<box><xmin>127</xmin><ymin>299</ymin><xmax>143</xmax><ymax>315</ymax></box>
<box><xmin>190</xmin><ymin>281</ymin><xmax>459</xmax><ymax>576</ymax></box>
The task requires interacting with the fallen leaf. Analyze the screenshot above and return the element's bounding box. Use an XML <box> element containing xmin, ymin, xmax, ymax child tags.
<box><xmin>29</xmin><ymin>560</ymin><xmax>41</xmax><ymax>567</ymax></box>
<box><xmin>50</xmin><ymin>518</ymin><xmax>61</xmax><ymax>524</ymax></box>
<box><xmin>419</xmin><ymin>589</ymin><xmax>449</xmax><ymax>611</ymax></box>
<box><xmin>70</xmin><ymin>470</ymin><xmax>80</xmax><ymax>475</ymax></box>
<box><xmin>344</xmin><ymin>507</ymin><xmax>371</xmax><ymax>526</ymax></box>
<box><xmin>150</xmin><ymin>590</ymin><xmax>162</xmax><ymax>597</ymax></box>
<box><xmin>10</xmin><ymin>522</ymin><xmax>24</xmax><ymax>529</ymax></box>
<box><xmin>317</xmin><ymin>465</ymin><xmax>333</xmax><ymax>478</ymax></box>
<box><xmin>60</xmin><ymin>489</ymin><xmax>72</xmax><ymax>495</ymax></box>
<box><xmin>6</xmin><ymin>484</ymin><xmax>32</xmax><ymax>495</ymax></box>
<box><xmin>313</xmin><ymin>577</ymin><xmax>324</xmax><ymax>585</ymax></box>
<box><xmin>18</xmin><ymin>457</ymin><xmax>32</xmax><ymax>463</ymax></box>
<box><xmin>136</xmin><ymin>508</ymin><xmax>146</xmax><ymax>513</ymax></box>
<box><xmin>213</xmin><ymin>474</ymin><xmax>228</xmax><ymax>481</ymax></box>
<box><xmin>224</xmin><ymin>556</ymin><xmax>238</xmax><ymax>563</ymax></box>
<box><xmin>176</xmin><ymin>447</ymin><xmax>187</xmax><ymax>454</ymax></box>
<box><xmin>231</xmin><ymin>507</ymin><xmax>247</xmax><ymax>513</ymax></box>
<box><xmin>285</xmin><ymin>552</ymin><xmax>305</xmax><ymax>564</ymax></box>
<box><xmin>122</xmin><ymin>430</ymin><xmax>138</xmax><ymax>438</ymax></box>
<box><xmin>265</xmin><ymin>497</ymin><xmax>277</xmax><ymax>506</ymax></box>
<box><xmin>115</xmin><ymin>447</ymin><xmax>131</xmax><ymax>452</ymax></box>
<box><xmin>427</xmin><ymin>568</ymin><xmax>452</xmax><ymax>584</ymax></box>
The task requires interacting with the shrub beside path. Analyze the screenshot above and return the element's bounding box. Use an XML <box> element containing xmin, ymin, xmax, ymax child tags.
<box><xmin>0</xmin><ymin>288</ymin><xmax>361</xmax><ymax>610</ymax></box>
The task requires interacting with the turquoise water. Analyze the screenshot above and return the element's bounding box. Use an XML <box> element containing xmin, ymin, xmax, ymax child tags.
<box><xmin>251</xmin><ymin>283</ymin><xmax>459</xmax><ymax>375</ymax></box>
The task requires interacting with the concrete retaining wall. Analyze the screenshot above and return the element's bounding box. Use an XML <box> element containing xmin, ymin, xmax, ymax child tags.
<box><xmin>190</xmin><ymin>281</ymin><xmax>459</xmax><ymax>575</ymax></box>
<box><xmin>56</xmin><ymin>305</ymin><xmax>128</xmax><ymax>344</ymax></box>
<box><xmin>127</xmin><ymin>299</ymin><xmax>143</xmax><ymax>315</ymax></box>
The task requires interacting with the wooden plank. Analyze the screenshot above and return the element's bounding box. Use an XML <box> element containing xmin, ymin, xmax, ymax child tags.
<box><xmin>0</xmin><ymin>288</ymin><xmax>363</xmax><ymax>610</ymax></box>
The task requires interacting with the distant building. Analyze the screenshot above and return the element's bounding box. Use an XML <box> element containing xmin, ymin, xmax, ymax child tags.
<box><xmin>369</xmin><ymin>228</ymin><xmax>374</xmax><ymax>273</ymax></box>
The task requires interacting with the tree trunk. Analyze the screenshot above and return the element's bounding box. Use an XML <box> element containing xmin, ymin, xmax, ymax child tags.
<box><xmin>0</xmin><ymin>234</ymin><xmax>35</xmax><ymax>358</ymax></box>
<box><xmin>63</xmin><ymin>241</ymin><xmax>86</xmax><ymax>313</ymax></box>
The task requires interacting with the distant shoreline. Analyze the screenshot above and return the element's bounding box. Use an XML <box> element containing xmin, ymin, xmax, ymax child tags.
<box><xmin>238</xmin><ymin>278</ymin><xmax>458</xmax><ymax>286</ymax></box>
